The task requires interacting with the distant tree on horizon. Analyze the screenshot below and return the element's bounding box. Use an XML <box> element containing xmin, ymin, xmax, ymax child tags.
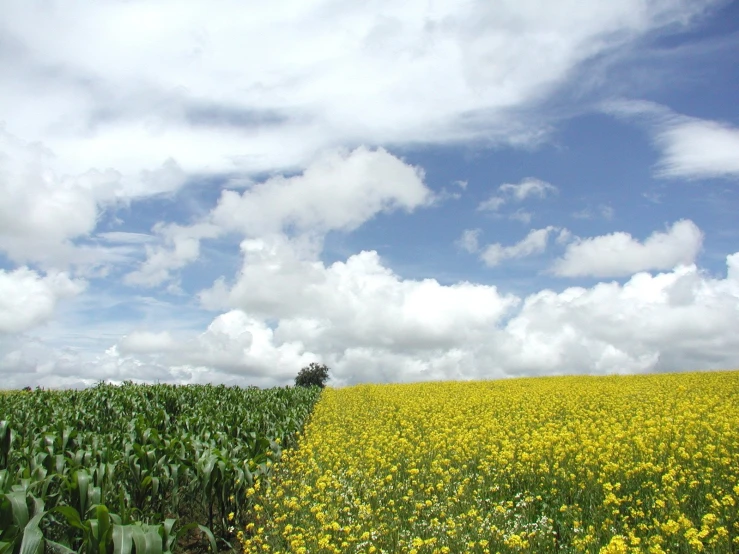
<box><xmin>295</xmin><ymin>363</ymin><xmax>330</xmax><ymax>388</ymax></box>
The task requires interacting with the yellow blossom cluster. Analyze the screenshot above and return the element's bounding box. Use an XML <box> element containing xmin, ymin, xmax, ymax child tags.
<box><xmin>242</xmin><ymin>371</ymin><xmax>739</xmax><ymax>553</ymax></box>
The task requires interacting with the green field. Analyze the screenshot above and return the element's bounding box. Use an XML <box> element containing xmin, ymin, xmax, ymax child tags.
<box><xmin>0</xmin><ymin>383</ymin><xmax>320</xmax><ymax>553</ymax></box>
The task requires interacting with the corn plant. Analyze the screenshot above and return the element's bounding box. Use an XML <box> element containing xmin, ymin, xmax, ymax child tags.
<box><xmin>0</xmin><ymin>383</ymin><xmax>320</xmax><ymax>552</ymax></box>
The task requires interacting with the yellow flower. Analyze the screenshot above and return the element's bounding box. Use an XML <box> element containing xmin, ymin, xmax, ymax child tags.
<box><xmin>240</xmin><ymin>372</ymin><xmax>739</xmax><ymax>554</ymax></box>
<box><xmin>660</xmin><ymin>519</ymin><xmax>679</xmax><ymax>535</ymax></box>
<box><xmin>600</xmin><ymin>535</ymin><xmax>628</xmax><ymax>554</ymax></box>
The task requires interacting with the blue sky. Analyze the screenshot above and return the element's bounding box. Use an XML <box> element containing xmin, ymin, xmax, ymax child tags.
<box><xmin>1</xmin><ymin>0</ymin><xmax>738</xmax><ymax>388</ymax></box>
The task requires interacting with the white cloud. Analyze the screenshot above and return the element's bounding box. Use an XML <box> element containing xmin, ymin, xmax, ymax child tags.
<box><xmin>572</xmin><ymin>204</ymin><xmax>615</xmax><ymax>220</ymax></box>
<box><xmin>0</xmin><ymin>128</ymin><xmax>171</xmax><ymax>274</ymax></box>
<box><xmin>211</xmin><ymin>147</ymin><xmax>431</xmax><ymax>236</ymax></box>
<box><xmin>187</xmin><ymin>311</ymin><xmax>314</xmax><ymax>377</ymax></box>
<box><xmin>478</xmin><ymin>177</ymin><xmax>558</xmax><ymax>213</ymax></box>
<box><xmin>499</xmin><ymin>254</ymin><xmax>739</xmax><ymax>376</ymax></box>
<box><xmin>3</xmin><ymin>250</ymin><xmax>739</xmax><ymax>388</ymax></box>
<box><xmin>509</xmin><ymin>209</ymin><xmax>533</xmax><ymax>224</ymax></box>
<box><xmin>116</xmin><ymin>311</ymin><xmax>314</xmax><ymax>377</ymax></box>
<box><xmin>118</xmin><ymin>331</ymin><xmax>178</xmax><ymax>354</ymax></box>
<box><xmin>480</xmin><ymin>227</ymin><xmax>558</xmax><ymax>267</ymax></box>
<box><xmin>656</xmin><ymin>118</ymin><xmax>739</xmax><ymax>179</ymax></box>
<box><xmin>600</xmin><ymin>205</ymin><xmax>615</xmax><ymax>220</ymax></box>
<box><xmin>125</xmin><ymin>147</ymin><xmax>432</xmax><ymax>288</ymax></box>
<box><xmin>0</xmin><ymin>129</ymin><xmax>118</xmax><ymax>268</ymax></box>
<box><xmin>0</xmin><ymin>1</ymin><xmax>718</xmax><ymax>181</ymax></box>
<box><xmin>0</xmin><ymin>267</ymin><xmax>86</xmax><ymax>334</ymax></box>
<box><xmin>96</xmin><ymin>232</ymin><xmax>155</xmax><ymax>244</ymax></box>
<box><xmin>643</xmin><ymin>190</ymin><xmax>663</xmax><ymax>204</ymax></box>
<box><xmin>604</xmin><ymin>100</ymin><xmax>739</xmax><ymax>179</ymax></box>
<box><xmin>556</xmin><ymin>228</ymin><xmax>573</xmax><ymax>245</ymax></box>
<box><xmin>124</xmin><ymin>223</ymin><xmax>221</xmax><ymax>287</ymax></box>
<box><xmin>477</xmin><ymin>196</ymin><xmax>506</xmax><ymax>212</ymax></box>
<box><xmin>456</xmin><ymin>229</ymin><xmax>482</xmax><ymax>253</ymax></box>
<box><xmin>499</xmin><ymin>177</ymin><xmax>559</xmax><ymax>201</ymax></box>
<box><xmin>430</xmin><ymin>187</ymin><xmax>463</xmax><ymax>204</ymax></box>
<box><xmin>200</xmin><ymin>235</ymin><xmax>519</xmax><ymax>352</ymax></box>
<box><xmin>552</xmin><ymin>219</ymin><xmax>703</xmax><ymax>277</ymax></box>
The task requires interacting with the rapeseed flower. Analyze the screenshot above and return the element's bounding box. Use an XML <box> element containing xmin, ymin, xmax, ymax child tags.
<box><xmin>242</xmin><ymin>371</ymin><xmax>739</xmax><ymax>553</ymax></box>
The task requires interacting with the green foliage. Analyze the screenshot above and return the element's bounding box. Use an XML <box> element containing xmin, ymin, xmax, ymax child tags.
<box><xmin>294</xmin><ymin>363</ymin><xmax>330</xmax><ymax>389</ymax></box>
<box><xmin>0</xmin><ymin>383</ymin><xmax>321</xmax><ymax>553</ymax></box>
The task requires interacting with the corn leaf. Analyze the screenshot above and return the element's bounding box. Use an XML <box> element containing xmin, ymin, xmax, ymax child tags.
<box><xmin>45</xmin><ymin>539</ymin><xmax>76</xmax><ymax>554</ymax></box>
<box><xmin>4</xmin><ymin>491</ymin><xmax>29</xmax><ymax>529</ymax></box>
<box><xmin>19</xmin><ymin>512</ymin><xmax>44</xmax><ymax>554</ymax></box>
<box><xmin>112</xmin><ymin>525</ymin><xmax>133</xmax><ymax>554</ymax></box>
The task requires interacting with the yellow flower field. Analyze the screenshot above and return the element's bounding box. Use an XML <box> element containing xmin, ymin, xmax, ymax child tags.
<box><xmin>242</xmin><ymin>372</ymin><xmax>739</xmax><ymax>553</ymax></box>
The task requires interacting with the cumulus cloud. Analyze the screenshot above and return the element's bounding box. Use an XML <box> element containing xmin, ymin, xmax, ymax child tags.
<box><xmin>117</xmin><ymin>311</ymin><xmax>313</xmax><ymax>377</ymax></box>
<box><xmin>3</xmin><ymin>250</ymin><xmax>739</xmax><ymax>388</ymax></box>
<box><xmin>126</xmin><ymin>147</ymin><xmax>432</xmax><ymax>288</ymax></box>
<box><xmin>501</xmin><ymin>254</ymin><xmax>739</xmax><ymax>376</ymax></box>
<box><xmin>480</xmin><ymin>227</ymin><xmax>559</xmax><ymax>267</ymax></box>
<box><xmin>0</xmin><ymin>129</ymin><xmax>116</xmax><ymax>267</ymax></box>
<box><xmin>556</xmin><ymin>228</ymin><xmax>573</xmax><ymax>245</ymax></box>
<box><xmin>211</xmin><ymin>147</ymin><xmax>431</xmax><ymax>236</ymax></box>
<box><xmin>187</xmin><ymin>311</ymin><xmax>313</xmax><ymax>377</ymax></box>
<box><xmin>0</xmin><ymin>128</ymin><xmax>175</xmax><ymax>274</ymax></box>
<box><xmin>551</xmin><ymin>219</ymin><xmax>703</xmax><ymax>277</ymax></box>
<box><xmin>0</xmin><ymin>267</ymin><xmax>86</xmax><ymax>334</ymax></box>
<box><xmin>200</xmin><ymin>234</ymin><xmax>519</xmax><ymax>351</ymax></box>
<box><xmin>116</xmin><ymin>251</ymin><xmax>739</xmax><ymax>384</ymax></box>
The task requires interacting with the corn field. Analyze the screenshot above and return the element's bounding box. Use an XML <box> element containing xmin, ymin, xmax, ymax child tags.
<box><xmin>0</xmin><ymin>382</ymin><xmax>320</xmax><ymax>554</ymax></box>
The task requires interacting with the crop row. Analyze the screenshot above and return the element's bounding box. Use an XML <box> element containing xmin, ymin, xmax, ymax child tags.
<box><xmin>0</xmin><ymin>382</ymin><xmax>321</xmax><ymax>554</ymax></box>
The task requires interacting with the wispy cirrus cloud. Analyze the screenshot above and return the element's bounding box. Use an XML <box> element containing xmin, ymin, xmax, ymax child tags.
<box><xmin>478</xmin><ymin>177</ymin><xmax>558</xmax><ymax>214</ymax></box>
<box><xmin>656</xmin><ymin>118</ymin><xmax>739</xmax><ymax>179</ymax></box>
<box><xmin>1</xmin><ymin>0</ymin><xmax>719</xmax><ymax>181</ymax></box>
<box><xmin>604</xmin><ymin>100</ymin><xmax>739</xmax><ymax>180</ymax></box>
<box><xmin>499</xmin><ymin>178</ymin><xmax>559</xmax><ymax>201</ymax></box>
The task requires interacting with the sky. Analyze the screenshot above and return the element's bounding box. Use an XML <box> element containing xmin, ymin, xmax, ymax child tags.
<box><xmin>1</xmin><ymin>0</ymin><xmax>739</xmax><ymax>389</ymax></box>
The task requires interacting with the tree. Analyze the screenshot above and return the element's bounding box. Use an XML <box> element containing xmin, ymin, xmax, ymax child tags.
<box><xmin>295</xmin><ymin>362</ymin><xmax>330</xmax><ymax>388</ymax></box>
